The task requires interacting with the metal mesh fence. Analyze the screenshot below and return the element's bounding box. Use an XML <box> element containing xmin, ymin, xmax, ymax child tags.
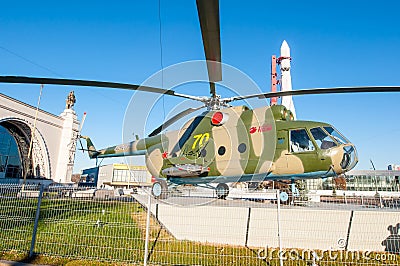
<box><xmin>35</xmin><ymin>186</ymin><xmax>146</xmax><ymax>263</ymax></box>
<box><xmin>0</xmin><ymin>184</ymin><xmax>399</xmax><ymax>265</ymax></box>
<box><xmin>0</xmin><ymin>184</ymin><xmax>38</xmax><ymax>253</ymax></box>
<box><xmin>36</xmin><ymin>199</ymin><xmax>143</xmax><ymax>261</ymax></box>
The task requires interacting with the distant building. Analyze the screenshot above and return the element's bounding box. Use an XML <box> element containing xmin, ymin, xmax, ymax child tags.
<box><xmin>306</xmin><ymin>169</ymin><xmax>400</xmax><ymax>192</ymax></box>
<box><xmin>78</xmin><ymin>167</ymin><xmax>99</xmax><ymax>187</ymax></box>
<box><xmin>388</xmin><ymin>164</ymin><xmax>400</xmax><ymax>171</ymax></box>
<box><xmin>79</xmin><ymin>163</ymin><xmax>152</xmax><ymax>189</ymax></box>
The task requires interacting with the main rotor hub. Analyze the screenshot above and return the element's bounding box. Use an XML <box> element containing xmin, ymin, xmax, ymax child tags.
<box><xmin>204</xmin><ymin>95</ymin><xmax>230</xmax><ymax>110</ymax></box>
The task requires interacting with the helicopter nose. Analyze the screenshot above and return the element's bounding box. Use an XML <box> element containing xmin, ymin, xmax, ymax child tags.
<box><xmin>340</xmin><ymin>144</ymin><xmax>358</xmax><ymax>171</ymax></box>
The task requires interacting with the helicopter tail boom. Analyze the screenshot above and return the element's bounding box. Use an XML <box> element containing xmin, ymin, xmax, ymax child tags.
<box><xmin>80</xmin><ymin>135</ymin><xmax>164</xmax><ymax>159</ymax></box>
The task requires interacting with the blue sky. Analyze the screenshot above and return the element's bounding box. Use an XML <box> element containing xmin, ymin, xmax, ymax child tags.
<box><xmin>1</xmin><ymin>0</ymin><xmax>400</xmax><ymax>172</ymax></box>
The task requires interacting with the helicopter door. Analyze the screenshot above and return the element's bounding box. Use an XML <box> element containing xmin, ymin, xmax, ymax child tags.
<box><xmin>286</xmin><ymin>128</ymin><xmax>319</xmax><ymax>173</ymax></box>
<box><xmin>274</xmin><ymin>130</ymin><xmax>289</xmax><ymax>170</ymax></box>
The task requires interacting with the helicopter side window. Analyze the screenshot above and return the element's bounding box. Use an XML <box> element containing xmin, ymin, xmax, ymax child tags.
<box><xmin>310</xmin><ymin>127</ymin><xmax>337</xmax><ymax>150</ymax></box>
<box><xmin>290</xmin><ymin>129</ymin><xmax>315</xmax><ymax>153</ymax></box>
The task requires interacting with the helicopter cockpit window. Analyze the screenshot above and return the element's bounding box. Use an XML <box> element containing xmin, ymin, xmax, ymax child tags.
<box><xmin>323</xmin><ymin>126</ymin><xmax>349</xmax><ymax>144</ymax></box>
<box><xmin>310</xmin><ymin>127</ymin><xmax>337</xmax><ymax>150</ymax></box>
<box><xmin>290</xmin><ymin>129</ymin><xmax>315</xmax><ymax>152</ymax></box>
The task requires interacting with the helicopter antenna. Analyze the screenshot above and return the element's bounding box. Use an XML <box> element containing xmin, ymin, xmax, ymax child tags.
<box><xmin>77</xmin><ymin>112</ymin><xmax>87</xmax><ymax>153</ymax></box>
<box><xmin>23</xmin><ymin>84</ymin><xmax>44</xmax><ymax>188</ymax></box>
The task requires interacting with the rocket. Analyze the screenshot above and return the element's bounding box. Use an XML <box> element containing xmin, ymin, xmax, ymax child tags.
<box><xmin>280</xmin><ymin>40</ymin><xmax>297</xmax><ymax>120</ymax></box>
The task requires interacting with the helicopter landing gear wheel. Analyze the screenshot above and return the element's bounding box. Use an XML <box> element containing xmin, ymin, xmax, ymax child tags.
<box><xmin>151</xmin><ymin>179</ymin><xmax>168</xmax><ymax>199</ymax></box>
<box><xmin>216</xmin><ymin>183</ymin><xmax>229</xmax><ymax>199</ymax></box>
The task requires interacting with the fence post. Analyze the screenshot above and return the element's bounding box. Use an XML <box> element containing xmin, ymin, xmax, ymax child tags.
<box><xmin>345</xmin><ymin>210</ymin><xmax>354</xmax><ymax>250</ymax></box>
<box><xmin>276</xmin><ymin>190</ymin><xmax>283</xmax><ymax>266</ymax></box>
<box><xmin>144</xmin><ymin>193</ymin><xmax>152</xmax><ymax>266</ymax></box>
<box><xmin>29</xmin><ymin>184</ymin><xmax>44</xmax><ymax>258</ymax></box>
<box><xmin>244</xmin><ymin>207</ymin><xmax>251</xmax><ymax>247</ymax></box>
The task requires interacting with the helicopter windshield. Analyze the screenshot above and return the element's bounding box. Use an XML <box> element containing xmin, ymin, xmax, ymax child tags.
<box><xmin>323</xmin><ymin>126</ymin><xmax>350</xmax><ymax>144</ymax></box>
<box><xmin>310</xmin><ymin>127</ymin><xmax>337</xmax><ymax>149</ymax></box>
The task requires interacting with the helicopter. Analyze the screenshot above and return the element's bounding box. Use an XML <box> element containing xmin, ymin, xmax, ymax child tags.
<box><xmin>1</xmin><ymin>0</ymin><xmax>400</xmax><ymax>200</ymax></box>
<box><xmin>78</xmin><ymin>103</ymin><xmax>359</xmax><ymax>200</ymax></box>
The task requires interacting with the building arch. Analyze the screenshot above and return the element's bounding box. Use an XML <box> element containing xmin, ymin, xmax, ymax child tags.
<box><xmin>0</xmin><ymin>117</ymin><xmax>50</xmax><ymax>180</ymax></box>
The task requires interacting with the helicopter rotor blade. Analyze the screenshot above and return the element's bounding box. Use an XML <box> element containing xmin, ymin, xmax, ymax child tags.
<box><xmin>196</xmin><ymin>0</ymin><xmax>222</xmax><ymax>97</ymax></box>
<box><xmin>148</xmin><ymin>106</ymin><xmax>205</xmax><ymax>137</ymax></box>
<box><xmin>223</xmin><ymin>86</ymin><xmax>400</xmax><ymax>103</ymax></box>
<box><xmin>0</xmin><ymin>76</ymin><xmax>206</xmax><ymax>102</ymax></box>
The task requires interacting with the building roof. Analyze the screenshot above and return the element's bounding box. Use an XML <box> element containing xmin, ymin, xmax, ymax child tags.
<box><xmin>347</xmin><ymin>170</ymin><xmax>400</xmax><ymax>176</ymax></box>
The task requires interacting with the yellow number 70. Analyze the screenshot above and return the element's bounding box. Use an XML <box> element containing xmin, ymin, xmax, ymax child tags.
<box><xmin>192</xmin><ymin>133</ymin><xmax>210</xmax><ymax>150</ymax></box>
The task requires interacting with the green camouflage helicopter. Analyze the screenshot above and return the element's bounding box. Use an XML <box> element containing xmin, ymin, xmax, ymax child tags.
<box><xmin>1</xmin><ymin>0</ymin><xmax>400</xmax><ymax>200</ymax></box>
<box><xmin>78</xmin><ymin>103</ymin><xmax>358</xmax><ymax>200</ymax></box>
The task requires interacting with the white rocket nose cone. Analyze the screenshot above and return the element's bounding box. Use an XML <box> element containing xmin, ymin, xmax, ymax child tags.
<box><xmin>280</xmin><ymin>40</ymin><xmax>290</xmax><ymax>57</ymax></box>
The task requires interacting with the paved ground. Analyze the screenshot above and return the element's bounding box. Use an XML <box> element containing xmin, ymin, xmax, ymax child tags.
<box><xmin>133</xmin><ymin>187</ymin><xmax>398</xmax><ymax>211</ymax></box>
<box><xmin>135</xmin><ymin>193</ymin><xmax>359</xmax><ymax>211</ymax></box>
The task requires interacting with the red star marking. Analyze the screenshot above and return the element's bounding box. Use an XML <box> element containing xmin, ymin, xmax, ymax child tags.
<box><xmin>162</xmin><ymin>151</ymin><xmax>168</xmax><ymax>159</ymax></box>
<box><xmin>249</xmin><ymin>127</ymin><xmax>257</xmax><ymax>134</ymax></box>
